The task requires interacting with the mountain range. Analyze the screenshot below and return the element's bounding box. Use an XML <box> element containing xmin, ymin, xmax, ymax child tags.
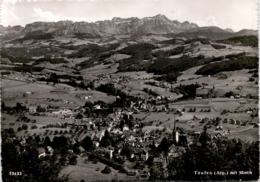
<box><xmin>0</xmin><ymin>14</ymin><xmax>257</xmax><ymax>40</ymax></box>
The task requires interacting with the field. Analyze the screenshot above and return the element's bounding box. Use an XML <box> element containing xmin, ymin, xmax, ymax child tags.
<box><xmin>60</xmin><ymin>156</ymin><xmax>136</xmax><ymax>182</ymax></box>
<box><xmin>177</xmin><ymin>66</ymin><xmax>258</xmax><ymax>97</ymax></box>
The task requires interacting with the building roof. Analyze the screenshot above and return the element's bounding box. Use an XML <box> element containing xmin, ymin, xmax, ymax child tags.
<box><xmin>196</xmin><ymin>87</ymin><xmax>210</xmax><ymax>95</ymax></box>
<box><xmin>37</xmin><ymin>147</ymin><xmax>45</xmax><ymax>154</ymax></box>
<box><xmin>153</xmin><ymin>157</ymin><xmax>164</xmax><ymax>163</ymax></box>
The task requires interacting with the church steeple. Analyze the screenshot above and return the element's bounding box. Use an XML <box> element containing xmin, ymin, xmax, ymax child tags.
<box><xmin>172</xmin><ymin>114</ymin><xmax>179</xmax><ymax>144</ymax></box>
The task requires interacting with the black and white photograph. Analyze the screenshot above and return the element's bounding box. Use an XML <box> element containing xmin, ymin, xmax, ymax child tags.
<box><xmin>0</xmin><ymin>0</ymin><xmax>259</xmax><ymax>181</ymax></box>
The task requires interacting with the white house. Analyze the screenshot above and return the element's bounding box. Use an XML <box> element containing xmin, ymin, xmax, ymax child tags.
<box><xmin>38</xmin><ymin>148</ymin><xmax>46</xmax><ymax>158</ymax></box>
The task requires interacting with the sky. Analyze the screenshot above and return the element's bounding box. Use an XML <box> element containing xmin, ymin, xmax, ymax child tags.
<box><xmin>0</xmin><ymin>0</ymin><xmax>258</xmax><ymax>31</ymax></box>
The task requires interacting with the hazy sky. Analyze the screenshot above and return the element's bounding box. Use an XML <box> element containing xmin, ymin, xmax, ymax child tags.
<box><xmin>0</xmin><ymin>0</ymin><xmax>258</xmax><ymax>31</ymax></box>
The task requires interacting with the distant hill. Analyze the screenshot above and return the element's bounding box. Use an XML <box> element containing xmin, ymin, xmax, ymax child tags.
<box><xmin>234</xmin><ymin>29</ymin><xmax>258</xmax><ymax>37</ymax></box>
<box><xmin>174</xmin><ymin>26</ymin><xmax>236</xmax><ymax>40</ymax></box>
<box><xmin>217</xmin><ymin>35</ymin><xmax>258</xmax><ymax>47</ymax></box>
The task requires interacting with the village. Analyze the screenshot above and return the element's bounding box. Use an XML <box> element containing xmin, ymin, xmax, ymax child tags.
<box><xmin>1</xmin><ymin>61</ymin><xmax>258</xmax><ymax>181</ymax></box>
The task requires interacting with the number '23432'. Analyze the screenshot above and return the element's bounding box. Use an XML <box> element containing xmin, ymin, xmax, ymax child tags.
<box><xmin>9</xmin><ymin>171</ymin><xmax>22</xmax><ymax>176</ymax></box>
